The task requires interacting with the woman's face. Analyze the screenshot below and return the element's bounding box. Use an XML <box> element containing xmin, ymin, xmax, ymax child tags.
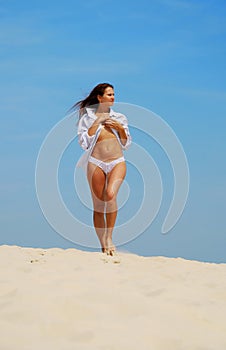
<box><xmin>98</xmin><ymin>87</ymin><xmax>115</xmax><ymax>106</ymax></box>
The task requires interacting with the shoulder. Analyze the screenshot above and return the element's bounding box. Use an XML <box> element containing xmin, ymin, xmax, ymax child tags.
<box><xmin>111</xmin><ymin>108</ymin><xmax>126</xmax><ymax>118</ymax></box>
<box><xmin>111</xmin><ymin>109</ymin><xmax>128</xmax><ymax>124</ymax></box>
<box><xmin>85</xmin><ymin>107</ymin><xmax>97</xmax><ymax>119</ymax></box>
<box><xmin>79</xmin><ymin>108</ymin><xmax>96</xmax><ymax>124</ymax></box>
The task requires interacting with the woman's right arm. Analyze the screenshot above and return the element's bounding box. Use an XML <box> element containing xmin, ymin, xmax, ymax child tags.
<box><xmin>88</xmin><ymin>114</ymin><xmax>108</xmax><ymax>136</ymax></box>
<box><xmin>77</xmin><ymin>115</ymin><xmax>105</xmax><ymax>150</ymax></box>
<box><xmin>87</xmin><ymin>119</ymin><xmax>101</xmax><ymax>136</ymax></box>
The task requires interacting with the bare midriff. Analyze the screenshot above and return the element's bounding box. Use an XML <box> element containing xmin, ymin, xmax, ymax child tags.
<box><xmin>91</xmin><ymin>125</ymin><xmax>123</xmax><ymax>162</ymax></box>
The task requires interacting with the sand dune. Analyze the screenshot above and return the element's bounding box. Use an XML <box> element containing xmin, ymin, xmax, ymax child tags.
<box><xmin>0</xmin><ymin>244</ymin><xmax>226</xmax><ymax>350</ymax></box>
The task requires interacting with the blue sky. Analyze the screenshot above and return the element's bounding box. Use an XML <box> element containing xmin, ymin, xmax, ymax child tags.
<box><xmin>1</xmin><ymin>0</ymin><xmax>226</xmax><ymax>262</ymax></box>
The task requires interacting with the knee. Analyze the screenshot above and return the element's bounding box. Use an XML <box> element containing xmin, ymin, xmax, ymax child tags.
<box><xmin>93</xmin><ymin>199</ymin><xmax>105</xmax><ymax>214</ymax></box>
<box><xmin>105</xmin><ymin>188</ymin><xmax>115</xmax><ymax>202</ymax></box>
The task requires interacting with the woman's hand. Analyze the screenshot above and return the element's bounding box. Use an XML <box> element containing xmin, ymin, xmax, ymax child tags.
<box><xmin>103</xmin><ymin>118</ymin><xmax>123</xmax><ymax>132</ymax></box>
<box><xmin>104</xmin><ymin>118</ymin><xmax>127</xmax><ymax>146</ymax></box>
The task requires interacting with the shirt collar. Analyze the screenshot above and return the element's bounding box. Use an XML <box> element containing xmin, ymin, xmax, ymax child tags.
<box><xmin>85</xmin><ymin>106</ymin><xmax>114</xmax><ymax>118</ymax></box>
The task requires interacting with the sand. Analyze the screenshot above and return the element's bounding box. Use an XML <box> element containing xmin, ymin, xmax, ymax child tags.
<box><xmin>0</xmin><ymin>244</ymin><xmax>226</xmax><ymax>350</ymax></box>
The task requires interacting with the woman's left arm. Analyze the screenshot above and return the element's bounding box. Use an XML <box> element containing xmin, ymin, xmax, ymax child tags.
<box><xmin>116</xmin><ymin>124</ymin><xmax>128</xmax><ymax>146</ymax></box>
<box><xmin>104</xmin><ymin>115</ymin><xmax>132</xmax><ymax>150</ymax></box>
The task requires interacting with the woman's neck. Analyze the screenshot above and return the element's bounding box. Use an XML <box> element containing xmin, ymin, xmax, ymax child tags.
<box><xmin>96</xmin><ymin>104</ymin><xmax>110</xmax><ymax>114</ymax></box>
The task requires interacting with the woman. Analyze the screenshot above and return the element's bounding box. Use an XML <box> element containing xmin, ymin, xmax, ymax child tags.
<box><xmin>75</xmin><ymin>83</ymin><xmax>131</xmax><ymax>255</ymax></box>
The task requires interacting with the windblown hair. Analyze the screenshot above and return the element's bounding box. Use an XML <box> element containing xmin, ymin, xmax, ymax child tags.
<box><xmin>71</xmin><ymin>83</ymin><xmax>114</xmax><ymax>117</ymax></box>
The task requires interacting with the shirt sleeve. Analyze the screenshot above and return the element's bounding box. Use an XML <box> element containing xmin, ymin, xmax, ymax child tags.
<box><xmin>77</xmin><ymin>114</ymin><xmax>96</xmax><ymax>150</ymax></box>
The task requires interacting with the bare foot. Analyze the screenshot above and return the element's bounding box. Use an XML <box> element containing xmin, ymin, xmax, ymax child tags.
<box><xmin>106</xmin><ymin>237</ymin><xmax>116</xmax><ymax>256</ymax></box>
<box><xmin>109</xmin><ymin>248</ymin><xmax>115</xmax><ymax>256</ymax></box>
<box><xmin>99</xmin><ymin>232</ymin><xmax>108</xmax><ymax>254</ymax></box>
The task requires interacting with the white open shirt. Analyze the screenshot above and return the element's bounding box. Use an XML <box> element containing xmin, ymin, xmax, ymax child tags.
<box><xmin>76</xmin><ymin>107</ymin><xmax>132</xmax><ymax>172</ymax></box>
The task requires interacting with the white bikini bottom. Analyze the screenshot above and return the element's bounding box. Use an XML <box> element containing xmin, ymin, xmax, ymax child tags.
<box><xmin>88</xmin><ymin>156</ymin><xmax>125</xmax><ymax>174</ymax></box>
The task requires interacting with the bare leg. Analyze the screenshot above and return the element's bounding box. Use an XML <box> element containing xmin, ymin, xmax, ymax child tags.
<box><xmin>105</xmin><ymin>209</ymin><xmax>117</xmax><ymax>255</ymax></box>
<box><xmin>87</xmin><ymin>163</ymin><xmax>107</xmax><ymax>252</ymax></box>
<box><xmin>93</xmin><ymin>211</ymin><xmax>106</xmax><ymax>252</ymax></box>
<box><xmin>105</xmin><ymin>162</ymin><xmax>126</xmax><ymax>255</ymax></box>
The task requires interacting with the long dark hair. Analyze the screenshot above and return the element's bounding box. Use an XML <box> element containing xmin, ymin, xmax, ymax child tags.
<box><xmin>71</xmin><ymin>83</ymin><xmax>114</xmax><ymax>117</ymax></box>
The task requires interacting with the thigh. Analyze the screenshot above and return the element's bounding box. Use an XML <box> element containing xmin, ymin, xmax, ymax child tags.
<box><xmin>87</xmin><ymin>162</ymin><xmax>106</xmax><ymax>201</ymax></box>
<box><xmin>107</xmin><ymin>161</ymin><xmax>126</xmax><ymax>196</ymax></box>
